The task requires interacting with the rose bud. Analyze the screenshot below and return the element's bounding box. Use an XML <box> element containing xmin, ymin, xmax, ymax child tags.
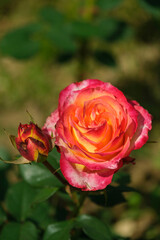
<box><xmin>15</xmin><ymin>122</ymin><xmax>52</xmax><ymax>162</ymax></box>
<box><xmin>43</xmin><ymin>79</ymin><xmax>152</xmax><ymax>191</ymax></box>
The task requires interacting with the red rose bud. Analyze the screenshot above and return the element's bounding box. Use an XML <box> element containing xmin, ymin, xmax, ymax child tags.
<box><xmin>15</xmin><ymin>122</ymin><xmax>52</xmax><ymax>162</ymax></box>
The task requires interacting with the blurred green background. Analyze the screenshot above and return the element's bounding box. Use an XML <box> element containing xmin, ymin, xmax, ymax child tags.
<box><xmin>0</xmin><ymin>0</ymin><xmax>160</xmax><ymax>239</ymax></box>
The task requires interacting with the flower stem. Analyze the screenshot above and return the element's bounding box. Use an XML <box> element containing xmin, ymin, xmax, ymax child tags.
<box><xmin>43</xmin><ymin>160</ymin><xmax>68</xmax><ymax>186</ymax></box>
<box><xmin>72</xmin><ymin>192</ymin><xmax>87</xmax><ymax>217</ymax></box>
<box><xmin>77</xmin><ymin>40</ymin><xmax>88</xmax><ymax>82</ymax></box>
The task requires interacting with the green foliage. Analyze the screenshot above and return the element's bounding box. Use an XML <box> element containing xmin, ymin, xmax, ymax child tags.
<box><xmin>19</xmin><ymin>162</ymin><xmax>62</xmax><ymax>188</ymax></box>
<box><xmin>43</xmin><ymin>220</ymin><xmax>74</xmax><ymax>240</ymax></box>
<box><xmin>89</xmin><ymin>171</ymin><xmax>134</xmax><ymax>207</ymax></box>
<box><xmin>0</xmin><ymin>144</ymin><xmax>140</xmax><ymax>239</ymax></box>
<box><xmin>45</xmin><ymin>26</ymin><xmax>77</xmax><ymax>53</ymax></box>
<box><xmin>93</xmin><ymin>50</ymin><xmax>117</xmax><ymax>66</ymax></box>
<box><xmin>0</xmin><ymin>148</ymin><xmax>11</xmax><ymax>201</ymax></box>
<box><xmin>39</xmin><ymin>7</ymin><xmax>65</xmax><ymax>25</ymax></box>
<box><xmin>0</xmin><ymin>207</ymin><xmax>7</xmax><ymax>226</ymax></box>
<box><xmin>5</xmin><ymin>181</ymin><xmax>36</xmax><ymax>221</ymax></box>
<box><xmin>106</xmin><ymin>185</ymin><xmax>136</xmax><ymax>207</ymax></box>
<box><xmin>139</xmin><ymin>0</ymin><xmax>160</xmax><ymax>17</ymax></box>
<box><xmin>0</xmin><ymin>144</ymin><xmax>137</xmax><ymax>239</ymax></box>
<box><xmin>0</xmin><ymin>24</ymin><xmax>40</xmax><ymax>59</ymax></box>
<box><xmin>76</xmin><ymin>215</ymin><xmax>112</xmax><ymax>240</ymax></box>
<box><xmin>112</xmin><ymin>171</ymin><xmax>131</xmax><ymax>185</ymax></box>
<box><xmin>89</xmin><ymin>185</ymin><xmax>135</xmax><ymax>207</ymax></box>
<box><xmin>47</xmin><ymin>147</ymin><xmax>61</xmax><ymax>166</ymax></box>
<box><xmin>39</xmin><ymin>7</ymin><xmax>77</xmax><ymax>52</ymax></box>
<box><xmin>0</xmin><ymin>147</ymin><xmax>11</xmax><ymax>170</ymax></box>
<box><xmin>69</xmin><ymin>21</ymin><xmax>101</xmax><ymax>39</ymax></box>
<box><xmin>96</xmin><ymin>0</ymin><xmax>123</xmax><ymax>10</ymax></box>
<box><xmin>0</xmin><ymin>3</ymin><xmax>132</xmax><ymax>71</ymax></box>
<box><xmin>0</xmin><ymin>222</ymin><xmax>39</xmax><ymax>240</ymax></box>
<box><xmin>28</xmin><ymin>202</ymin><xmax>53</xmax><ymax>229</ymax></box>
<box><xmin>19</xmin><ymin>148</ymin><xmax>63</xmax><ymax>188</ymax></box>
<box><xmin>96</xmin><ymin>19</ymin><xmax>132</xmax><ymax>42</ymax></box>
<box><xmin>33</xmin><ymin>187</ymin><xmax>58</xmax><ymax>204</ymax></box>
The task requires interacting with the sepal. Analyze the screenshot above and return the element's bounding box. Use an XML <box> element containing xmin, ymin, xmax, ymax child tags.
<box><xmin>0</xmin><ymin>156</ymin><xmax>30</xmax><ymax>164</ymax></box>
<box><xmin>36</xmin><ymin>152</ymin><xmax>48</xmax><ymax>163</ymax></box>
<box><xmin>9</xmin><ymin>135</ymin><xmax>17</xmax><ymax>149</ymax></box>
<box><xmin>26</xmin><ymin>109</ymin><xmax>35</xmax><ymax>123</ymax></box>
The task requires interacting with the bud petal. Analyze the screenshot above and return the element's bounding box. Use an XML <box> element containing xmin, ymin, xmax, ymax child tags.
<box><xmin>15</xmin><ymin>122</ymin><xmax>52</xmax><ymax>162</ymax></box>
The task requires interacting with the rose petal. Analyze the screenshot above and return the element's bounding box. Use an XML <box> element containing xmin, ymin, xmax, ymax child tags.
<box><xmin>58</xmin><ymin>135</ymin><xmax>130</xmax><ymax>171</ymax></box>
<box><xmin>42</xmin><ymin>109</ymin><xmax>59</xmax><ymax>137</ymax></box>
<box><xmin>59</xmin><ymin>79</ymin><xmax>105</xmax><ymax>114</ymax></box>
<box><xmin>60</xmin><ymin>152</ymin><xmax>114</xmax><ymax>191</ymax></box>
<box><xmin>129</xmin><ymin>100</ymin><xmax>152</xmax><ymax>149</ymax></box>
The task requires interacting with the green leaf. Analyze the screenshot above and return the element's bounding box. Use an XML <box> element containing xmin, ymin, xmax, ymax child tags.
<box><xmin>112</xmin><ymin>171</ymin><xmax>131</xmax><ymax>185</ymax></box>
<box><xmin>97</xmin><ymin>19</ymin><xmax>132</xmax><ymax>42</ymax></box>
<box><xmin>105</xmin><ymin>185</ymin><xmax>135</xmax><ymax>207</ymax></box>
<box><xmin>47</xmin><ymin>147</ymin><xmax>61</xmax><ymax>167</ymax></box>
<box><xmin>70</xmin><ymin>18</ymin><xmax>131</xmax><ymax>42</ymax></box>
<box><xmin>0</xmin><ymin>148</ymin><xmax>10</xmax><ymax>201</ymax></box>
<box><xmin>93</xmin><ymin>50</ymin><xmax>117</xmax><ymax>67</ymax></box>
<box><xmin>39</xmin><ymin>7</ymin><xmax>65</xmax><ymax>25</ymax></box>
<box><xmin>19</xmin><ymin>162</ymin><xmax>63</xmax><ymax>188</ymax></box>
<box><xmin>0</xmin><ymin>147</ymin><xmax>11</xmax><ymax>170</ymax></box>
<box><xmin>89</xmin><ymin>185</ymin><xmax>136</xmax><ymax>207</ymax></box>
<box><xmin>96</xmin><ymin>0</ymin><xmax>123</xmax><ymax>10</ymax></box>
<box><xmin>38</xmin><ymin>7</ymin><xmax>77</xmax><ymax>52</ymax></box>
<box><xmin>5</xmin><ymin>181</ymin><xmax>36</xmax><ymax>221</ymax></box>
<box><xmin>0</xmin><ymin>222</ymin><xmax>38</xmax><ymax>240</ymax></box>
<box><xmin>69</xmin><ymin>21</ymin><xmax>101</xmax><ymax>39</ymax></box>
<box><xmin>43</xmin><ymin>221</ymin><xmax>74</xmax><ymax>240</ymax></box>
<box><xmin>140</xmin><ymin>0</ymin><xmax>160</xmax><ymax>17</ymax></box>
<box><xmin>0</xmin><ymin>24</ymin><xmax>40</xmax><ymax>59</ymax></box>
<box><xmin>0</xmin><ymin>207</ymin><xmax>7</xmax><ymax>226</ymax></box>
<box><xmin>97</xmin><ymin>19</ymin><xmax>120</xmax><ymax>38</ymax></box>
<box><xmin>46</xmin><ymin>27</ymin><xmax>77</xmax><ymax>52</ymax></box>
<box><xmin>28</xmin><ymin>202</ymin><xmax>53</xmax><ymax>229</ymax></box>
<box><xmin>33</xmin><ymin>187</ymin><xmax>58</xmax><ymax>204</ymax></box>
<box><xmin>76</xmin><ymin>215</ymin><xmax>112</xmax><ymax>240</ymax></box>
<box><xmin>88</xmin><ymin>192</ymin><xmax>106</xmax><ymax>207</ymax></box>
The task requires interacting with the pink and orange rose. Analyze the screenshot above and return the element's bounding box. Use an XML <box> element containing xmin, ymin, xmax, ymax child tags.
<box><xmin>43</xmin><ymin>79</ymin><xmax>152</xmax><ymax>191</ymax></box>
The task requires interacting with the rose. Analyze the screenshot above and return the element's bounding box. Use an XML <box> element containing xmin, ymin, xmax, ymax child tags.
<box><xmin>15</xmin><ymin>122</ymin><xmax>52</xmax><ymax>162</ymax></box>
<box><xmin>43</xmin><ymin>79</ymin><xmax>152</xmax><ymax>191</ymax></box>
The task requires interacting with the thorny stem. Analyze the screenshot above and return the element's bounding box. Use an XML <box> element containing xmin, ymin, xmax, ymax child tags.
<box><xmin>43</xmin><ymin>160</ymin><xmax>68</xmax><ymax>186</ymax></box>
